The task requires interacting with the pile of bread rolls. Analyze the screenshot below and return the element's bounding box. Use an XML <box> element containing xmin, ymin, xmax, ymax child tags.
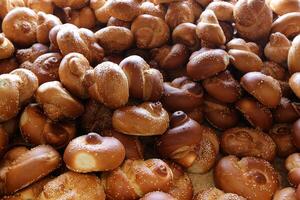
<box><xmin>0</xmin><ymin>0</ymin><xmax>300</xmax><ymax>199</ymax></box>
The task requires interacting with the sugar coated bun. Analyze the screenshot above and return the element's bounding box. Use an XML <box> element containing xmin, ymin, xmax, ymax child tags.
<box><xmin>38</xmin><ymin>171</ymin><xmax>105</xmax><ymax>200</ymax></box>
<box><xmin>112</xmin><ymin>102</ymin><xmax>169</xmax><ymax>136</ymax></box>
<box><xmin>63</xmin><ymin>132</ymin><xmax>125</xmax><ymax>172</ymax></box>
<box><xmin>214</xmin><ymin>155</ymin><xmax>279</xmax><ymax>200</ymax></box>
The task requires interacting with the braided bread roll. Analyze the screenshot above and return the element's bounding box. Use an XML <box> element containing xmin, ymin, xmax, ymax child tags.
<box><xmin>0</xmin><ymin>145</ymin><xmax>61</xmax><ymax>195</ymax></box>
<box><xmin>102</xmin><ymin>159</ymin><xmax>173</xmax><ymax>200</ymax></box>
<box><xmin>120</xmin><ymin>55</ymin><xmax>163</xmax><ymax>101</ymax></box>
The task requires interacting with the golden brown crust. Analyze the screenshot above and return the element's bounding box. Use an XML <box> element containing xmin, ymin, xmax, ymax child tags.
<box><xmin>140</xmin><ymin>1</ymin><xmax>166</xmax><ymax>19</ymax></box>
<box><xmin>131</xmin><ymin>14</ymin><xmax>170</xmax><ymax>49</ymax></box>
<box><xmin>63</xmin><ymin>132</ymin><xmax>125</xmax><ymax>172</ymax></box>
<box><xmin>20</xmin><ymin>104</ymin><xmax>76</xmax><ymax>148</ymax></box>
<box><xmin>264</xmin><ymin>32</ymin><xmax>291</xmax><ymax>64</ymax></box>
<box><xmin>2</xmin><ymin>7</ymin><xmax>38</xmax><ymax>47</ymax></box>
<box><xmin>0</xmin><ymin>58</ymin><xmax>18</xmax><ymax>75</ymax></box>
<box><xmin>241</xmin><ymin>72</ymin><xmax>282</xmax><ymax>108</ymax></box>
<box><xmin>203</xmin><ymin>70</ymin><xmax>242</xmax><ymax>103</ymax></box>
<box><xmin>38</xmin><ymin>171</ymin><xmax>105</xmax><ymax>200</ymax></box>
<box><xmin>187</xmin><ymin>49</ymin><xmax>229</xmax><ymax>80</ymax></box>
<box><xmin>229</xmin><ymin>49</ymin><xmax>263</xmax><ymax>73</ymax></box>
<box><xmin>151</xmin><ymin>44</ymin><xmax>189</xmax><ymax>70</ymax></box>
<box><xmin>95</xmin><ymin>26</ymin><xmax>134</xmax><ymax>53</ymax></box>
<box><xmin>36</xmin><ymin>12</ymin><xmax>62</xmax><ymax>44</ymax></box>
<box><xmin>289</xmin><ymin>72</ymin><xmax>300</xmax><ymax>99</ymax></box>
<box><xmin>157</xmin><ymin>111</ymin><xmax>202</xmax><ymax>168</ymax></box>
<box><xmin>214</xmin><ymin>156</ymin><xmax>280</xmax><ymax>200</ymax></box>
<box><xmin>35</xmin><ymin>81</ymin><xmax>84</xmax><ymax>121</ymax></box>
<box><xmin>233</xmin><ymin>0</ymin><xmax>273</xmax><ymax>41</ymax></box>
<box><xmin>270</xmin><ymin>0</ymin><xmax>300</xmax><ymax>15</ymax></box>
<box><xmin>194</xmin><ymin>188</ymin><xmax>246</xmax><ymax>200</ymax></box>
<box><xmin>16</xmin><ymin>43</ymin><xmax>49</xmax><ymax>64</ymax></box>
<box><xmin>221</xmin><ymin>127</ymin><xmax>276</xmax><ymax>161</ymax></box>
<box><xmin>292</xmin><ymin>119</ymin><xmax>300</xmax><ymax>148</ymax></box>
<box><xmin>50</xmin><ymin>23</ymin><xmax>104</xmax><ymax>64</ymax></box>
<box><xmin>172</xmin><ymin>23</ymin><xmax>199</xmax><ymax>50</ymax></box>
<box><xmin>26</xmin><ymin>0</ymin><xmax>54</xmax><ymax>14</ymax></box>
<box><xmin>102</xmin><ymin>159</ymin><xmax>173</xmax><ymax>200</ymax></box>
<box><xmin>235</xmin><ymin>98</ymin><xmax>273</xmax><ymax>131</ymax></box>
<box><xmin>107</xmin><ymin>17</ymin><xmax>131</xmax><ymax>28</ymax></box>
<box><xmin>120</xmin><ymin>55</ymin><xmax>163</xmax><ymax>101</ymax></box>
<box><xmin>106</xmin><ymin>0</ymin><xmax>141</xmax><ymax>22</ymax></box>
<box><xmin>261</xmin><ymin>61</ymin><xmax>288</xmax><ymax>81</ymax></box>
<box><xmin>271</xmin><ymin>12</ymin><xmax>300</xmax><ymax>39</ymax></box>
<box><xmin>52</xmin><ymin>0</ymin><xmax>89</xmax><ymax>9</ymax></box>
<box><xmin>23</xmin><ymin>53</ymin><xmax>62</xmax><ymax>85</ymax></box>
<box><xmin>140</xmin><ymin>191</ymin><xmax>177</xmax><ymax>200</ymax></box>
<box><xmin>288</xmin><ymin>35</ymin><xmax>300</xmax><ymax>74</ymax></box>
<box><xmin>196</xmin><ymin>10</ymin><xmax>226</xmax><ymax>46</ymax></box>
<box><xmin>101</xmin><ymin>129</ymin><xmax>143</xmax><ymax>160</ymax></box>
<box><xmin>90</xmin><ymin>0</ymin><xmax>111</xmax><ymax>23</ymax></box>
<box><xmin>274</xmin><ymin>98</ymin><xmax>300</xmax><ymax>123</ymax></box>
<box><xmin>286</xmin><ymin>153</ymin><xmax>300</xmax><ymax>172</ymax></box>
<box><xmin>63</xmin><ymin>7</ymin><xmax>96</xmax><ymax>29</ymax></box>
<box><xmin>84</xmin><ymin>61</ymin><xmax>129</xmax><ymax>108</ymax></box>
<box><xmin>0</xmin><ymin>34</ymin><xmax>14</xmax><ymax>60</ymax></box>
<box><xmin>59</xmin><ymin>53</ymin><xmax>92</xmax><ymax>99</ymax></box>
<box><xmin>206</xmin><ymin>1</ymin><xmax>234</xmax><ymax>22</ymax></box>
<box><xmin>0</xmin><ymin>145</ymin><xmax>61</xmax><ymax>195</ymax></box>
<box><xmin>0</xmin><ymin>0</ymin><xmax>25</xmax><ymax>19</ymax></box>
<box><xmin>112</xmin><ymin>102</ymin><xmax>169</xmax><ymax>136</ymax></box>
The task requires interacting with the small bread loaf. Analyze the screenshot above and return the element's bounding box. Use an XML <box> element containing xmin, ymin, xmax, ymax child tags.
<box><xmin>102</xmin><ymin>159</ymin><xmax>173</xmax><ymax>200</ymax></box>
<box><xmin>206</xmin><ymin>1</ymin><xmax>234</xmax><ymax>22</ymax></box>
<box><xmin>59</xmin><ymin>53</ymin><xmax>92</xmax><ymax>99</ymax></box>
<box><xmin>106</xmin><ymin>0</ymin><xmax>141</xmax><ymax>22</ymax></box>
<box><xmin>119</xmin><ymin>55</ymin><xmax>163</xmax><ymax>101</ymax></box>
<box><xmin>63</xmin><ymin>132</ymin><xmax>125</xmax><ymax>172</ymax></box>
<box><xmin>2</xmin><ymin>7</ymin><xmax>38</xmax><ymax>46</ymax></box>
<box><xmin>38</xmin><ymin>171</ymin><xmax>105</xmax><ymax>200</ymax></box>
<box><xmin>288</xmin><ymin>34</ymin><xmax>300</xmax><ymax>74</ymax></box>
<box><xmin>35</xmin><ymin>81</ymin><xmax>84</xmax><ymax>121</ymax></box>
<box><xmin>0</xmin><ymin>34</ymin><xmax>14</xmax><ymax>60</ymax></box>
<box><xmin>36</xmin><ymin>12</ymin><xmax>62</xmax><ymax>44</ymax></box>
<box><xmin>221</xmin><ymin>127</ymin><xmax>276</xmax><ymax>161</ymax></box>
<box><xmin>269</xmin><ymin>0</ymin><xmax>300</xmax><ymax>15</ymax></box>
<box><xmin>214</xmin><ymin>156</ymin><xmax>279</xmax><ymax>200</ymax></box>
<box><xmin>271</xmin><ymin>12</ymin><xmax>300</xmax><ymax>39</ymax></box>
<box><xmin>20</xmin><ymin>104</ymin><xmax>76</xmax><ymax>149</ymax></box>
<box><xmin>90</xmin><ymin>0</ymin><xmax>111</xmax><ymax>24</ymax></box>
<box><xmin>22</xmin><ymin>53</ymin><xmax>62</xmax><ymax>85</ymax></box>
<box><xmin>0</xmin><ymin>145</ymin><xmax>61</xmax><ymax>195</ymax></box>
<box><xmin>172</xmin><ymin>23</ymin><xmax>199</xmax><ymax>50</ymax></box>
<box><xmin>233</xmin><ymin>0</ymin><xmax>273</xmax><ymax>41</ymax></box>
<box><xmin>83</xmin><ymin>61</ymin><xmax>129</xmax><ymax>108</ymax></box>
<box><xmin>112</xmin><ymin>102</ymin><xmax>169</xmax><ymax>136</ymax></box>
<box><xmin>49</xmin><ymin>23</ymin><xmax>104</xmax><ymax>64</ymax></box>
<box><xmin>196</xmin><ymin>10</ymin><xmax>226</xmax><ymax>45</ymax></box>
<box><xmin>131</xmin><ymin>14</ymin><xmax>170</xmax><ymax>49</ymax></box>
<box><xmin>0</xmin><ymin>69</ymin><xmax>38</xmax><ymax>122</ymax></box>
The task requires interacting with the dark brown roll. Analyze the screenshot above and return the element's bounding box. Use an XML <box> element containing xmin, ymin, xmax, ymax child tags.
<box><xmin>35</xmin><ymin>81</ymin><xmax>84</xmax><ymax>121</ymax></box>
<box><xmin>80</xmin><ymin>100</ymin><xmax>113</xmax><ymax>133</ymax></box>
<box><xmin>292</xmin><ymin>118</ymin><xmax>300</xmax><ymax>148</ymax></box>
<box><xmin>161</xmin><ymin>76</ymin><xmax>203</xmax><ymax>112</ymax></box>
<box><xmin>157</xmin><ymin>111</ymin><xmax>202</xmax><ymax>168</ymax></box>
<box><xmin>214</xmin><ymin>156</ymin><xmax>279</xmax><ymax>200</ymax></box>
<box><xmin>269</xmin><ymin>123</ymin><xmax>296</xmax><ymax>157</ymax></box>
<box><xmin>20</xmin><ymin>104</ymin><xmax>76</xmax><ymax>149</ymax></box>
<box><xmin>221</xmin><ymin>127</ymin><xmax>276</xmax><ymax>161</ymax></box>
<box><xmin>274</xmin><ymin>98</ymin><xmax>300</xmax><ymax>123</ymax></box>
<box><xmin>101</xmin><ymin>129</ymin><xmax>143</xmax><ymax>160</ymax></box>
<box><xmin>0</xmin><ymin>127</ymin><xmax>9</xmax><ymax>157</ymax></box>
<box><xmin>119</xmin><ymin>55</ymin><xmax>163</xmax><ymax>101</ymax></box>
<box><xmin>202</xmin><ymin>70</ymin><xmax>242</xmax><ymax>103</ymax></box>
<box><xmin>0</xmin><ymin>145</ymin><xmax>61</xmax><ymax>195</ymax></box>
<box><xmin>187</xmin><ymin>49</ymin><xmax>229</xmax><ymax>80</ymax></box>
<box><xmin>235</xmin><ymin>97</ymin><xmax>273</xmax><ymax>131</ymax></box>
<box><xmin>22</xmin><ymin>53</ymin><xmax>62</xmax><ymax>85</ymax></box>
<box><xmin>261</xmin><ymin>61</ymin><xmax>288</xmax><ymax>81</ymax></box>
<box><xmin>172</xmin><ymin>23</ymin><xmax>199</xmax><ymax>50</ymax></box>
<box><xmin>63</xmin><ymin>132</ymin><xmax>125</xmax><ymax>172</ymax></box>
<box><xmin>0</xmin><ymin>58</ymin><xmax>18</xmax><ymax>75</ymax></box>
<box><xmin>203</xmin><ymin>96</ymin><xmax>239</xmax><ymax>130</ymax></box>
<box><xmin>240</xmin><ymin>72</ymin><xmax>282</xmax><ymax>108</ymax></box>
<box><xmin>15</xmin><ymin>43</ymin><xmax>48</xmax><ymax>64</ymax></box>
<box><xmin>102</xmin><ymin>159</ymin><xmax>173</xmax><ymax>200</ymax></box>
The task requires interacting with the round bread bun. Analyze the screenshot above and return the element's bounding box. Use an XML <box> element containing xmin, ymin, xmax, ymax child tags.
<box><xmin>63</xmin><ymin>132</ymin><xmax>125</xmax><ymax>172</ymax></box>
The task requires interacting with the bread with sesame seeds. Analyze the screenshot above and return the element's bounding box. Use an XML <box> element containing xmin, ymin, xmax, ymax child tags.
<box><xmin>63</xmin><ymin>132</ymin><xmax>125</xmax><ymax>172</ymax></box>
<box><xmin>214</xmin><ymin>156</ymin><xmax>280</xmax><ymax>200</ymax></box>
<box><xmin>0</xmin><ymin>145</ymin><xmax>61</xmax><ymax>196</ymax></box>
<box><xmin>193</xmin><ymin>187</ymin><xmax>246</xmax><ymax>200</ymax></box>
<box><xmin>37</xmin><ymin>171</ymin><xmax>105</xmax><ymax>200</ymax></box>
<box><xmin>102</xmin><ymin>159</ymin><xmax>173</xmax><ymax>200</ymax></box>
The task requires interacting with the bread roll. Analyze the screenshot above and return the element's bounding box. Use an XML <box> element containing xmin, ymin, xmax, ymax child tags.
<box><xmin>0</xmin><ymin>34</ymin><xmax>14</xmax><ymax>60</ymax></box>
<box><xmin>288</xmin><ymin>34</ymin><xmax>300</xmax><ymax>73</ymax></box>
<box><xmin>63</xmin><ymin>132</ymin><xmax>125</xmax><ymax>172</ymax></box>
<box><xmin>271</xmin><ymin>12</ymin><xmax>300</xmax><ymax>39</ymax></box>
<box><xmin>16</xmin><ymin>43</ymin><xmax>48</xmax><ymax>64</ymax></box>
<box><xmin>194</xmin><ymin>187</ymin><xmax>246</xmax><ymax>200</ymax></box>
<box><xmin>269</xmin><ymin>0</ymin><xmax>300</xmax><ymax>15</ymax></box>
<box><xmin>112</xmin><ymin>102</ymin><xmax>169</xmax><ymax>136</ymax></box>
<box><xmin>0</xmin><ymin>0</ymin><xmax>25</xmax><ymax>19</ymax></box>
<box><xmin>106</xmin><ymin>0</ymin><xmax>141</xmax><ymax>21</ymax></box>
<box><xmin>38</xmin><ymin>171</ymin><xmax>105</xmax><ymax>200</ymax></box>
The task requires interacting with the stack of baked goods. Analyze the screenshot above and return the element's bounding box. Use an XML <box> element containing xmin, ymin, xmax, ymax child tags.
<box><xmin>0</xmin><ymin>0</ymin><xmax>300</xmax><ymax>199</ymax></box>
